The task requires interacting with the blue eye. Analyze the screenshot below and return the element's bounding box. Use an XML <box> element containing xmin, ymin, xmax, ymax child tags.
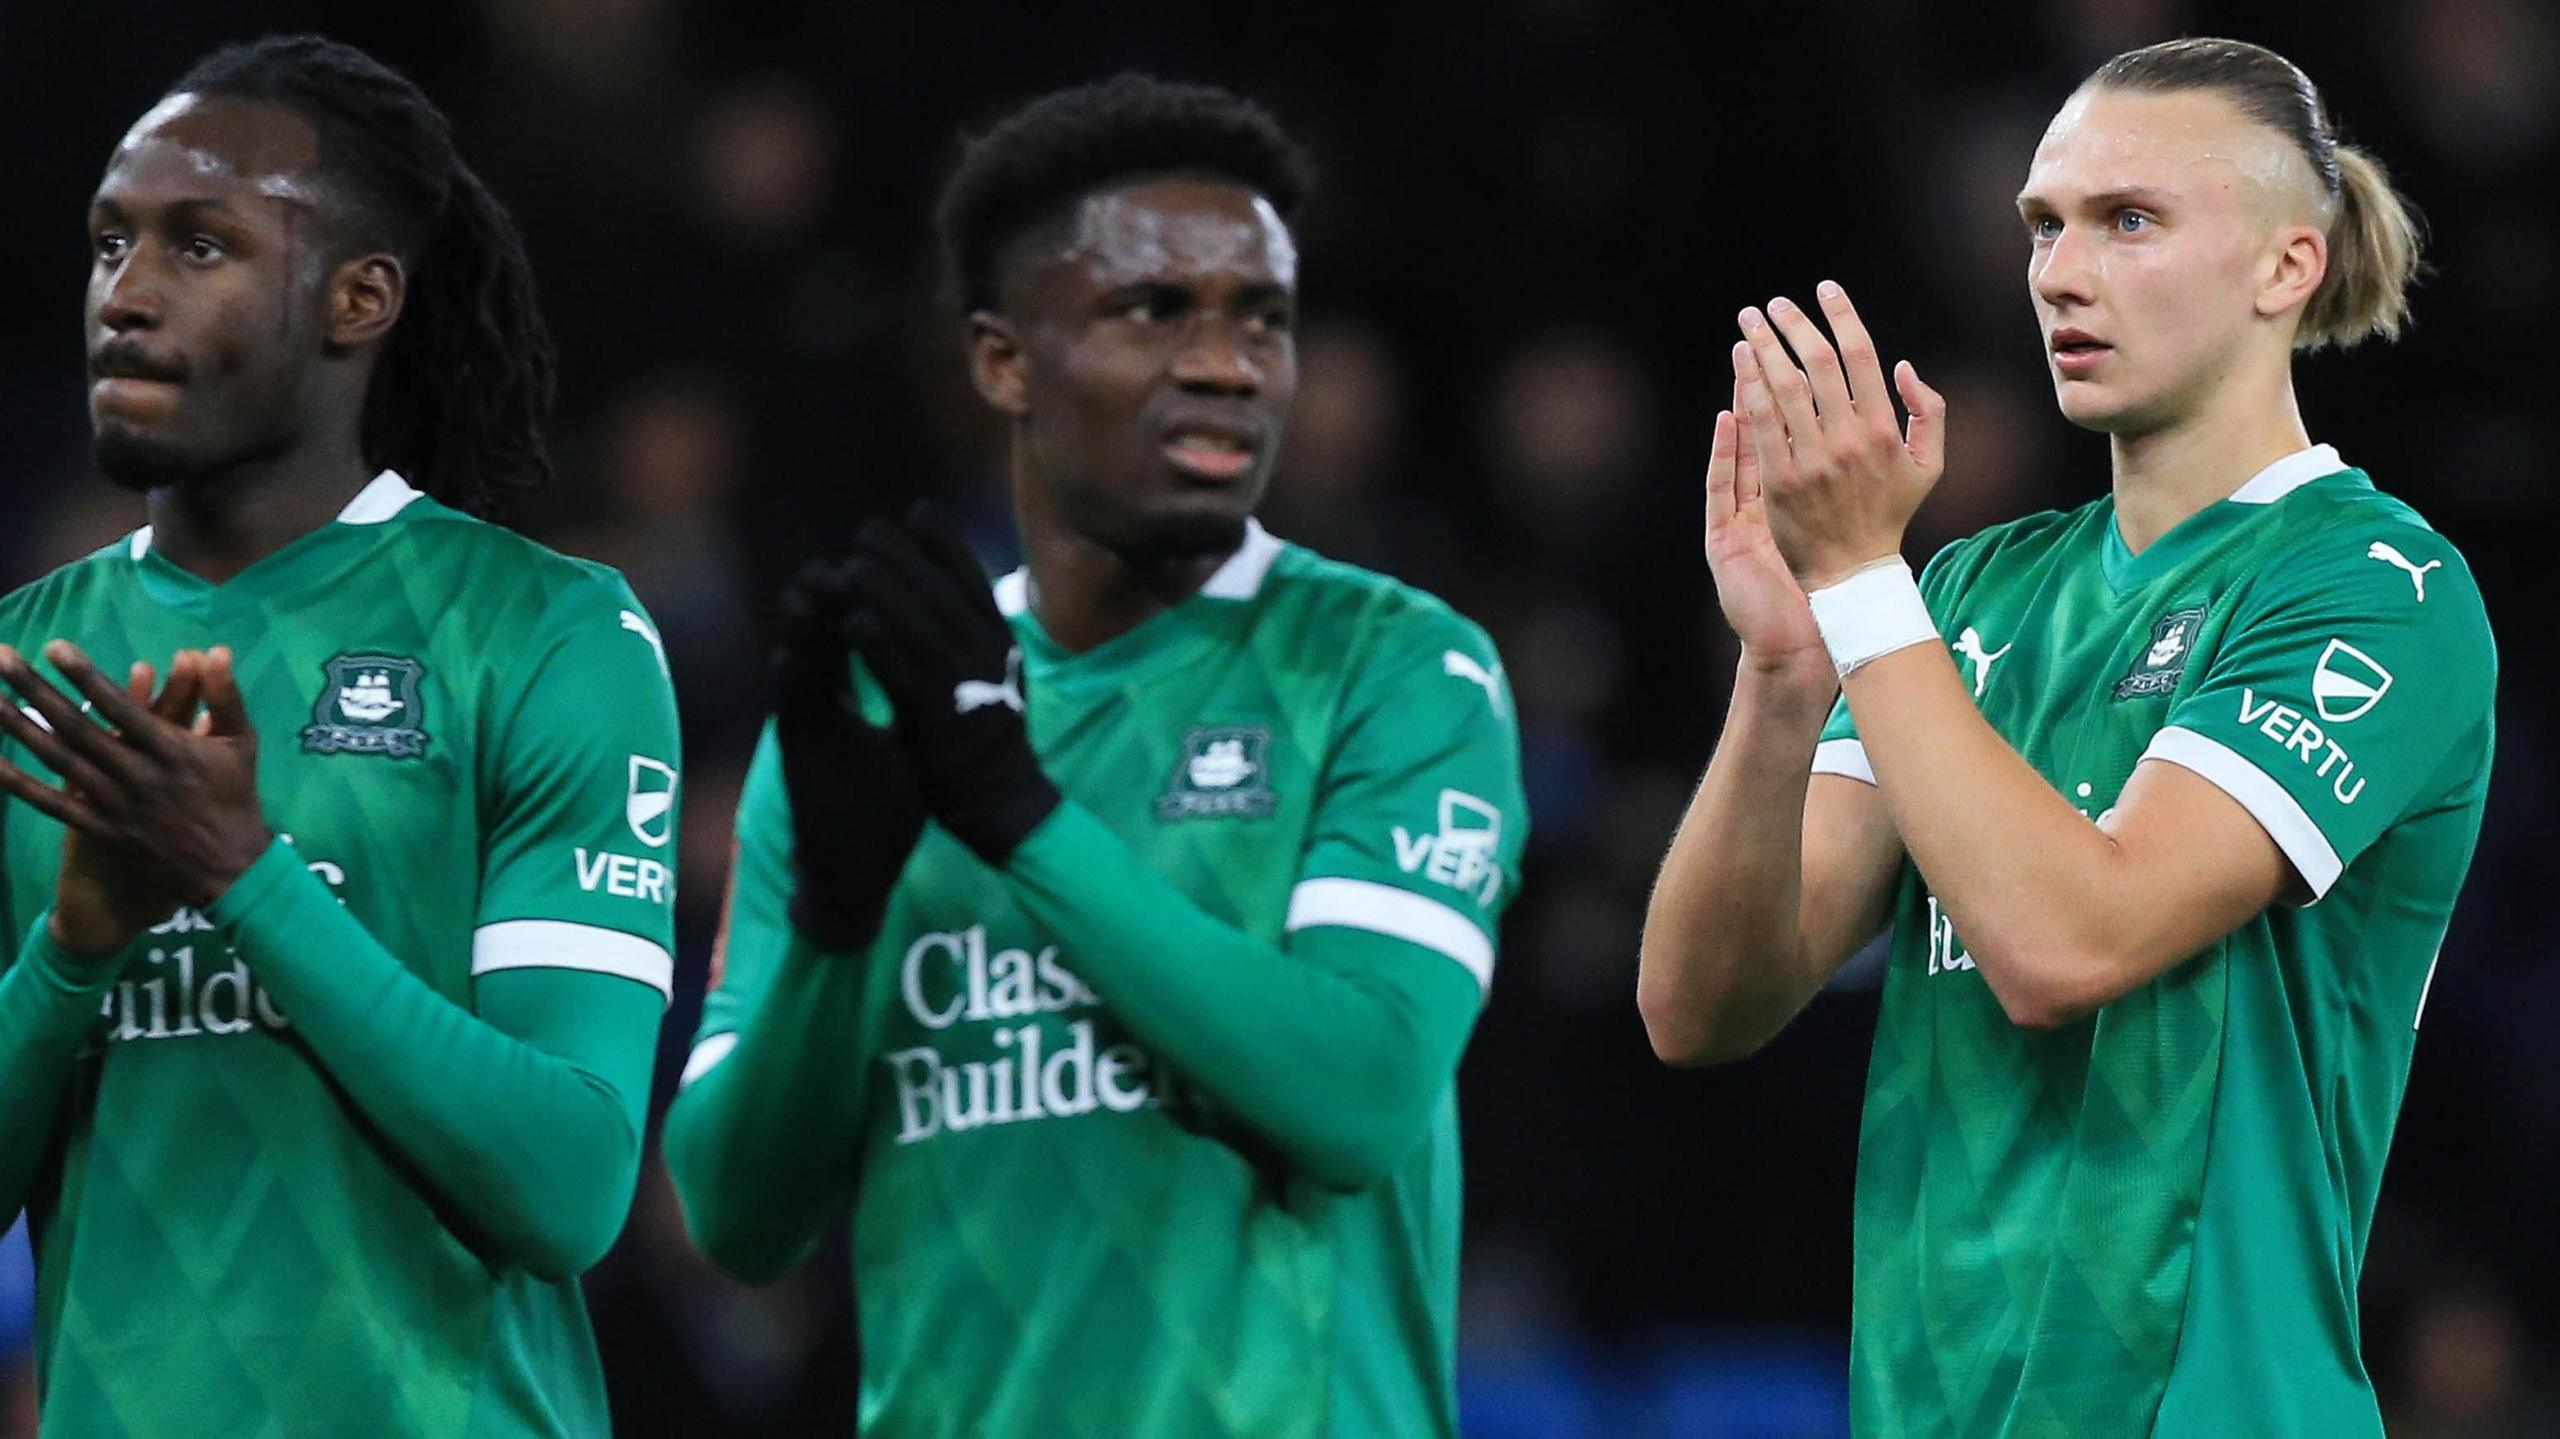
<box><xmin>2029</xmin><ymin>216</ymin><xmax>2062</xmax><ymax>242</ymax></box>
<box><xmin>2116</xmin><ymin>211</ymin><xmax>2150</xmax><ymax>234</ymax></box>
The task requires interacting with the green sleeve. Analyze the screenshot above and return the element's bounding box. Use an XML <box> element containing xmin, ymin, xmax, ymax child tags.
<box><xmin>0</xmin><ymin>919</ymin><xmax>115</xmax><ymax>1222</ymax></box>
<box><xmin>1003</xmin><ymin>807</ymin><xmax>1485</xmax><ymax>1191</ymax></box>
<box><xmin>2147</xmin><ymin>523</ymin><xmax>2496</xmax><ymax>900</ymax></box>
<box><xmin>994</xmin><ymin>603</ymin><xmax>1527</xmax><ymax>1191</ymax></box>
<box><xmin>662</xmin><ymin>724</ymin><xmax>875</xmax><ymax>1283</ymax></box>
<box><xmin>209</xmin><ymin>840</ymin><xmax>659</xmax><ymax>1279</ymax></box>
<box><xmin>473</xmin><ymin>579</ymin><xmax>683</xmax><ymax>983</ymax></box>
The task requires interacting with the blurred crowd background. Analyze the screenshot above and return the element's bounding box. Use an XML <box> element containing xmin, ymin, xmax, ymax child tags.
<box><xmin>3</xmin><ymin>0</ymin><xmax>2554</xmax><ymax>1433</ymax></box>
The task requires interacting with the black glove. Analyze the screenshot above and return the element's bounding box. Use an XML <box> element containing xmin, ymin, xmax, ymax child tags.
<box><xmin>774</xmin><ymin>559</ymin><xmax>925</xmax><ymax>952</ymax></box>
<box><xmin>843</xmin><ymin>506</ymin><xmax>1061</xmax><ymax>865</ymax></box>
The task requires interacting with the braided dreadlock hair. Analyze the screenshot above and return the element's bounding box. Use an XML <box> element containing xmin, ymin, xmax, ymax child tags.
<box><xmin>172</xmin><ymin>35</ymin><xmax>557</xmax><ymax>513</ymax></box>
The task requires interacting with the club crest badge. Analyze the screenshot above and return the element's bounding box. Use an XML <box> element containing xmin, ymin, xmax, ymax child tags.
<box><xmin>2112</xmin><ymin>606</ymin><xmax>2206</xmax><ymax>700</ymax></box>
<box><xmin>1157</xmin><ymin>725</ymin><xmax>1277</xmax><ymax>820</ymax></box>
<box><xmin>303</xmin><ymin>654</ymin><xmax>430</xmax><ymax>759</ymax></box>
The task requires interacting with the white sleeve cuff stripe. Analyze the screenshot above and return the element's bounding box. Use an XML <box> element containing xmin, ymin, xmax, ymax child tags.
<box><xmin>473</xmin><ymin>920</ymin><xmax>675</xmax><ymax>999</ymax></box>
<box><xmin>1285</xmin><ymin>877</ymin><xmax>1494</xmax><ymax>991</ymax></box>
<box><xmin>1812</xmin><ymin>738</ymin><xmax>1877</xmax><ymax>785</ymax></box>
<box><xmin>2141</xmin><ymin>726</ymin><xmax>2345</xmax><ymax>900</ymax></box>
<box><xmin>680</xmin><ymin>1032</ymin><xmax>739</xmax><ymax>1088</ymax></box>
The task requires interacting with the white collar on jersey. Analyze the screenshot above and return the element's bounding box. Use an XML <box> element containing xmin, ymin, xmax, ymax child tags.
<box><xmin>2225</xmin><ymin>443</ymin><xmax>2343</xmax><ymax>505</ymax></box>
<box><xmin>992</xmin><ymin>518</ymin><xmax>1283</xmax><ymax>618</ymax></box>
<box><xmin>128</xmin><ymin>469</ymin><xmax>424</xmax><ymax>561</ymax></box>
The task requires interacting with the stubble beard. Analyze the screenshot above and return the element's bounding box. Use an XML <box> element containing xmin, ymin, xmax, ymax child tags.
<box><xmin>91</xmin><ymin>424</ymin><xmax>204</xmax><ymax>495</ymax></box>
<box><xmin>1124</xmin><ymin>507</ymin><xmax>1250</xmax><ymax>564</ymax></box>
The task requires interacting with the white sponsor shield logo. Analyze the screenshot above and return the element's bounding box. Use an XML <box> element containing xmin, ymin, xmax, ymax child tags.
<box><xmin>628</xmin><ymin>756</ymin><xmax>680</xmax><ymax>848</ymax></box>
<box><xmin>2312</xmin><ymin>639</ymin><xmax>2393</xmax><ymax>723</ymax></box>
<box><xmin>1434</xmin><ymin>790</ymin><xmax>1503</xmax><ymax>867</ymax></box>
<box><xmin>1391</xmin><ymin>789</ymin><xmax>1506</xmax><ymax>905</ymax></box>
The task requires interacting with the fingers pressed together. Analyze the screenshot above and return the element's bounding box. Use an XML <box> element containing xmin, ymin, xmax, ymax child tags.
<box><xmin>1721</xmin><ymin>282</ymin><xmax>1947</xmax><ymax>486</ymax></box>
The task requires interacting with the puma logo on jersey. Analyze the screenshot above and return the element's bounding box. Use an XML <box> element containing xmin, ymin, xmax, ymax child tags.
<box><xmin>620</xmin><ymin>609</ymin><xmax>671</xmax><ymax>676</ymax></box>
<box><xmin>2365</xmin><ymin>542</ymin><xmax>2442</xmax><ymax>602</ymax></box>
<box><xmin>1952</xmin><ymin>627</ymin><xmax>2012</xmax><ymax>698</ymax></box>
<box><xmin>1443</xmin><ymin>650</ymin><xmax>1508</xmax><ymax>715</ymax></box>
<box><xmin>954</xmin><ymin>647</ymin><xmax>1026</xmax><ymax>714</ymax></box>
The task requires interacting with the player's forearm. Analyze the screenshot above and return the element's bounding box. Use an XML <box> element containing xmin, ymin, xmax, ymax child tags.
<box><xmin>0</xmin><ymin>923</ymin><xmax>118</xmax><ymax>1218</ymax></box>
<box><xmin>1637</xmin><ymin>660</ymin><xmax>1836</xmax><ymax>1065</ymax></box>
<box><xmin>999</xmin><ymin>803</ymin><xmax>1479</xmax><ymax>1192</ymax></box>
<box><xmin>663</xmin><ymin>937</ymin><xmax>872</xmax><ymax>1285</ymax></box>
<box><xmin>1843</xmin><ymin>645</ymin><xmax>2159</xmax><ymax>1026</ymax></box>
<box><xmin>208</xmin><ymin>841</ymin><xmax>648</xmax><ymax>1279</ymax></box>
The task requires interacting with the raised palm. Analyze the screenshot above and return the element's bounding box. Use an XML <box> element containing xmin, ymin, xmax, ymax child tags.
<box><xmin>1704</xmin><ymin>388</ymin><xmax>1825</xmax><ymax>671</ymax></box>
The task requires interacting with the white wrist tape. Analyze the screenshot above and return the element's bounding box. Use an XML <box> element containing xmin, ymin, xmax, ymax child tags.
<box><xmin>1806</xmin><ymin>559</ymin><xmax>1937</xmax><ymax>677</ymax></box>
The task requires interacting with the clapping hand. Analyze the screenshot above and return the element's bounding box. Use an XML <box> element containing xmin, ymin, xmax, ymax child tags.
<box><xmin>771</xmin><ymin>560</ymin><xmax>926</xmax><ymax>952</ymax></box>
<box><xmin>1728</xmin><ymin>282</ymin><xmax>1946</xmax><ymax>592</ymax></box>
<box><xmin>842</xmin><ymin>505</ymin><xmax>1061</xmax><ymax>867</ymax></box>
<box><xmin>0</xmin><ymin>644</ymin><xmax>270</xmax><ymax>963</ymax></box>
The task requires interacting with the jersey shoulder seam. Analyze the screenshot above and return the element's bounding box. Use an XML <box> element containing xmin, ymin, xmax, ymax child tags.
<box><xmin>406</xmin><ymin>508</ymin><xmax>638</xmax><ymax>592</ymax></box>
<box><xmin>2277</xmin><ymin>486</ymin><xmax>2454</xmax><ymax>549</ymax></box>
<box><xmin>1278</xmin><ymin>546</ymin><xmax>1488</xmax><ymax>641</ymax></box>
<box><xmin>1956</xmin><ymin>499</ymin><xmax>2098</xmax><ymax>556</ymax></box>
<box><xmin>0</xmin><ymin>543</ymin><xmax>130</xmax><ymax>624</ymax></box>
<box><xmin>396</xmin><ymin>516</ymin><xmax>652</xmax><ymax>655</ymax></box>
<box><xmin>1920</xmin><ymin>498</ymin><xmax>2099</xmax><ymax>606</ymax></box>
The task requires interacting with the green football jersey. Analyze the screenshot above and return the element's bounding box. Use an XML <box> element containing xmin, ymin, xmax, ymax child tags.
<box><xmin>1814</xmin><ymin>445</ymin><xmax>2496</xmax><ymax>1437</ymax></box>
<box><xmin>0</xmin><ymin>474</ymin><xmax>681</xmax><ymax>1436</ymax></box>
<box><xmin>689</xmin><ymin>523</ymin><xmax>1526</xmax><ymax>1438</ymax></box>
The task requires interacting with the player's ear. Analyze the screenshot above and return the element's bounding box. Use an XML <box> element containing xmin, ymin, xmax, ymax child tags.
<box><xmin>966</xmin><ymin>312</ymin><xmax>1029</xmax><ymax>417</ymax></box>
<box><xmin>2255</xmin><ymin>223</ymin><xmax>2326</xmax><ymax>323</ymax></box>
<box><xmin>327</xmin><ymin>252</ymin><xmax>406</xmax><ymax>351</ymax></box>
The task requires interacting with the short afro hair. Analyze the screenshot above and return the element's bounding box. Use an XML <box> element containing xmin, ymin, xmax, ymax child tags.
<box><xmin>935</xmin><ymin>72</ymin><xmax>1316</xmax><ymax>314</ymax></box>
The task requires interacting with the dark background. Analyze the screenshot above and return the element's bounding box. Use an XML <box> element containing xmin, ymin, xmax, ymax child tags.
<box><xmin>1</xmin><ymin>0</ymin><xmax>2551</xmax><ymax>1433</ymax></box>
